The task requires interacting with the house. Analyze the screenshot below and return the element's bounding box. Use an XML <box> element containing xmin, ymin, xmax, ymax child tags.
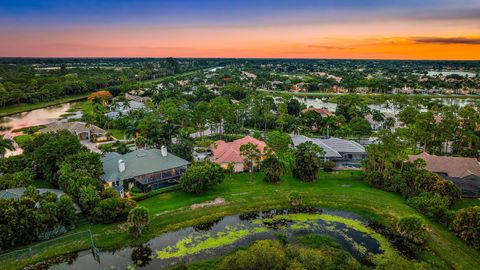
<box><xmin>291</xmin><ymin>135</ymin><xmax>366</xmax><ymax>167</ymax></box>
<box><xmin>101</xmin><ymin>147</ymin><xmax>190</xmax><ymax>193</ymax></box>
<box><xmin>0</xmin><ymin>188</ymin><xmax>82</xmax><ymax>213</ymax></box>
<box><xmin>365</xmin><ymin>112</ymin><xmax>402</xmax><ymax>131</ymax></box>
<box><xmin>40</xmin><ymin>121</ymin><xmax>108</xmax><ymax>141</ymax></box>
<box><xmin>408</xmin><ymin>152</ymin><xmax>480</xmax><ymax>198</ymax></box>
<box><xmin>105</xmin><ymin>100</ymin><xmax>146</xmax><ymax>119</ymax></box>
<box><xmin>241</xmin><ymin>71</ymin><xmax>257</xmax><ymax>79</ymax></box>
<box><xmin>211</xmin><ymin>136</ymin><xmax>267</xmax><ymax>172</ymax></box>
<box><xmin>302</xmin><ymin>108</ymin><xmax>335</xmax><ymax>118</ymax></box>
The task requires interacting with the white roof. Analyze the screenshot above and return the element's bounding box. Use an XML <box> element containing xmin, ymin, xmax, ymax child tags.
<box><xmin>290</xmin><ymin>135</ymin><xmax>365</xmax><ymax>158</ymax></box>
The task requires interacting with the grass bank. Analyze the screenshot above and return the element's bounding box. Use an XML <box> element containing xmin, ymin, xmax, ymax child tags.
<box><xmin>2</xmin><ymin>171</ymin><xmax>479</xmax><ymax>269</ymax></box>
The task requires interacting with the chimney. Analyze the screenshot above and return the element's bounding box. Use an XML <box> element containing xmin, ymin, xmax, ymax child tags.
<box><xmin>118</xmin><ymin>159</ymin><xmax>125</xmax><ymax>173</ymax></box>
<box><xmin>161</xmin><ymin>145</ymin><xmax>168</xmax><ymax>157</ymax></box>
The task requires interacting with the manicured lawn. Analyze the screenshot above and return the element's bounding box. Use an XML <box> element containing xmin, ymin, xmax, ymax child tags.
<box><xmin>0</xmin><ymin>93</ymin><xmax>90</xmax><ymax>117</ymax></box>
<box><xmin>453</xmin><ymin>198</ymin><xmax>480</xmax><ymax>210</ymax></box>
<box><xmin>107</xmin><ymin>129</ymin><xmax>126</xmax><ymax>140</ymax></box>
<box><xmin>3</xmin><ymin>171</ymin><xmax>480</xmax><ymax>269</ymax></box>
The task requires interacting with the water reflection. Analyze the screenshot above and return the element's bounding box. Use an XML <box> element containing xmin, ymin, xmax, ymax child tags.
<box><xmin>50</xmin><ymin>209</ymin><xmax>384</xmax><ymax>270</ymax></box>
<box><xmin>0</xmin><ymin>102</ymin><xmax>80</xmax><ymax>156</ymax></box>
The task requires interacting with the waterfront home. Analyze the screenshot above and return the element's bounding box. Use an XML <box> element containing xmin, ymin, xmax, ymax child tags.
<box><xmin>291</xmin><ymin>135</ymin><xmax>366</xmax><ymax>167</ymax></box>
<box><xmin>409</xmin><ymin>152</ymin><xmax>480</xmax><ymax>198</ymax></box>
<box><xmin>211</xmin><ymin>136</ymin><xmax>267</xmax><ymax>172</ymax></box>
<box><xmin>40</xmin><ymin>121</ymin><xmax>108</xmax><ymax>141</ymax></box>
<box><xmin>101</xmin><ymin>147</ymin><xmax>190</xmax><ymax>193</ymax></box>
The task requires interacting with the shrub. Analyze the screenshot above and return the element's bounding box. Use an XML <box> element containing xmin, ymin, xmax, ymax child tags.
<box><xmin>431</xmin><ymin>179</ymin><xmax>461</xmax><ymax>206</ymax></box>
<box><xmin>0</xmin><ymin>169</ymin><xmax>34</xmax><ymax>190</ymax></box>
<box><xmin>261</xmin><ymin>153</ymin><xmax>286</xmax><ymax>183</ymax></box>
<box><xmin>293</xmin><ymin>142</ymin><xmax>322</xmax><ymax>182</ymax></box>
<box><xmin>219</xmin><ymin>240</ymin><xmax>288</xmax><ymax>270</ymax></box>
<box><xmin>131</xmin><ymin>186</ymin><xmax>142</xmax><ymax>193</ymax></box>
<box><xmin>452</xmin><ymin>206</ymin><xmax>480</xmax><ymax>250</ymax></box>
<box><xmin>406</xmin><ymin>193</ymin><xmax>452</xmax><ymax>225</ymax></box>
<box><xmin>91</xmin><ymin>198</ymin><xmax>136</xmax><ymax>224</ymax></box>
<box><xmin>322</xmin><ymin>161</ymin><xmax>336</xmax><ymax>172</ymax></box>
<box><xmin>180</xmin><ymin>160</ymin><xmax>224</xmax><ymax>194</ymax></box>
<box><xmin>396</xmin><ymin>216</ymin><xmax>429</xmax><ymax>246</ymax></box>
<box><xmin>288</xmin><ymin>192</ymin><xmax>303</xmax><ymax>207</ymax></box>
<box><xmin>128</xmin><ymin>206</ymin><xmax>149</xmax><ymax>236</ymax></box>
<box><xmin>38</xmin><ymin>225</ymin><xmax>67</xmax><ymax>241</ymax></box>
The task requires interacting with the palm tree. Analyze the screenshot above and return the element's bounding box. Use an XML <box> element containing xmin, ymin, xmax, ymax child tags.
<box><xmin>0</xmin><ymin>135</ymin><xmax>15</xmax><ymax>157</ymax></box>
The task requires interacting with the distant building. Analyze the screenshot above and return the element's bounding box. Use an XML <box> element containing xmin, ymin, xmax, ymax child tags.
<box><xmin>291</xmin><ymin>135</ymin><xmax>366</xmax><ymax>167</ymax></box>
<box><xmin>211</xmin><ymin>136</ymin><xmax>267</xmax><ymax>172</ymax></box>
<box><xmin>365</xmin><ymin>112</ymin><xmax>402</xmax><ymax>131</ymax></box>
<box><xmin>106</xmin><ymin>100</ymin><xmax>146</xmax><ymax>119</ymax></box>
<box><xmin>302</xmin><ymin>108</ymin><xmax>335</xmax><ymax>118</ymax></box>
<box><xmin>40</xmin><ymin>121</ymin><xmax>107</xmax><ymax>141</ymax></box>
<box><xmin>101</xmin><ymin>147</ymin><xmax>190</xmax><ymax>193</ymax></box>
<box><xmin>409</xmin><ymin>152</ymin><xmax>480</xmax><ymax>198</ymax></box>
<box><xmin>0</xmin><ymin>188</ymin><xmax>82</xmax><ymax>213</ymax></box>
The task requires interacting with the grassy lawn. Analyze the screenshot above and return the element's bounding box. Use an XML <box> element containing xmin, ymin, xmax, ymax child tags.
<box><xmin>13</xmin><ymin>134</ymin><xmax>33</xmax><ymax>147</ymax></box>
<box><xmin>107</xmin><ymin>129</ymin><xmax>126</xmax><ymax>140</ymax></box>
<box><xmin>0</xmin><ymin>93</ymin><xmax>91</xmax><ymax>117</ymax></box>
<box><xmin>453</xmin><ymin>198</ymin><xmax>480</xmax><ymax>210</ymax></box>
<box><xmin>2</xmin><ymin>171</ymin><xmax>479</xmax><ymax>269</ymax></box>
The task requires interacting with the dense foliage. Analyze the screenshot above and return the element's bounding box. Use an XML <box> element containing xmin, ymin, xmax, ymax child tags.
<box><xmin>292</xmin><ymin>141</ymin><xmax>323</xmax><ymax>182</ymax></box>
<box><xmin>260</xmin><ymin>152</ymin><xmax>286</xmax><ymax>183</ymax></box>
<box><xmin>128</xmin><ymin>206</ymin><xmax>150</xmax><ymax>236</ymax></box>
<box><xmin>0</xmin><ymin>190</ymin><xmax>77</xmax><ymax>250</ymax></box>
<box><xmin>180</xmin><ymin>160</ymin><xmax>225</xmax><ymax>194</ymax></box>
<box><xmin>452</xmin><ymin>206</ymin><xmax>480</xmax><ymax>250</ymax></box>
<box><xmin>396</xmin><ymin>216</ymin><xmax>429</xmax><ymax>246</ymax></box>
<box><xmin>218</xmin><ymin>239</ymin><xmax>361</xmax><ymax>270</ymax></box>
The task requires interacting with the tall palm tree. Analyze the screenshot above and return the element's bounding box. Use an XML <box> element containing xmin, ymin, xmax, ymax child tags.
<box><xmin>0</xmin><ymin>135</ymin><xmax>15</xmax><ymax>157</ymax></box>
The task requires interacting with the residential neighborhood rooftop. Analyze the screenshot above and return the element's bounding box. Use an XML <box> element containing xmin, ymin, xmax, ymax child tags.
<box><xmin>101</xmin><ymin>148</ymin><xmax>191</xmax><ymax>182</ymax></box>
<box><xmin>409</xmin><ymin>152</ymin><xmax>480</xmax><ymax>179</ymax></box>
<box><xmin>211</xmin><ymin>136</ymin><xmax>266</xmax><ymax>164</ymax></box>
<box><xmin>291</xmin><ymin>135</ymin><xmax>365</xmax><ymax>158</ymax></box>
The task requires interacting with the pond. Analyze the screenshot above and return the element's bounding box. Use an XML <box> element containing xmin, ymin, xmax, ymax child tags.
<box><xmin>49</xmin><ymin>208</ymin><xmax>392</xmax><ymax>270</ymax></box>
<box><xmin>0</xmin><ymin>102</ymin><xmax>81</xmax><ymax>156</ymax></box>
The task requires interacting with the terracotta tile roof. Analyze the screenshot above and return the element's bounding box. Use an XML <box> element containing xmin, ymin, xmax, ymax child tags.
<box><xmin>211</xmin><ymin>136</ymin><xmax>266</xmax><ymax>164</ymax></box>
<box><xmin>302</xmin><ymin>108</ymin><xmax>335</xmax><ymax>117</ymax></box>
<box><xmin>409</xmin><ymin>152</ymin><xmax>480</xmax><ymax>178</ymax></box>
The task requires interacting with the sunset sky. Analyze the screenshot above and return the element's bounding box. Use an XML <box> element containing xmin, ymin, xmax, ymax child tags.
<box><xmin>1</xmin><ymin>0</ymin><xmax>479</xmax><ymax>59</ymax></box>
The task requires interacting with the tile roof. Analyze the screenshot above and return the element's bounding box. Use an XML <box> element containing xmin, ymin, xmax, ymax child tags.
<box><xmin>302</xmin><ymin>108</ymin><xmax>335</xmax><ymax>117</ymax></box>
<box><xmin>409</xmin><ymin>152</ymin><xmax>480</xmax><ymax>178</ymax></box>
<box><xmin>211</xmin><ymin>136</ymin><xmax>266</xmax><ymax>164</ymax></box>
<box><xmin>101</xmin><ymin>148</ymin><xmax>190</xmax><ymax>182</ymax></box>
<box><xmin>290</xmin><ymin>135</ymin><xmax>365</xmax><ymax>158</ymax></box>
<box><xmin>40</xmin><ymin>121</ymin><xmax>106</xmax><ymax>135</ymax></box>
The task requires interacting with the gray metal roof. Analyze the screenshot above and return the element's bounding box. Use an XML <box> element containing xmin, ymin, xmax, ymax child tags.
<box><xmin>290</xmin><ymin>135</ymin><xmax>365</xmax><ymax>158</ymax></box>
<box><xmin>101</xmin><ymin>149</ymin><xmax>190</xmax><ymax>182</ymax></box>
